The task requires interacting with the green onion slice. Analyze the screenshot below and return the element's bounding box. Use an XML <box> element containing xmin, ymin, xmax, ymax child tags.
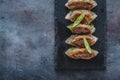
<box><xmin>69</xmin><ymin>14</ymin><xmax>85</xmax><ymax>31</ymax></box>
<box><xmin>83</xmin><ymin>36</ymin><xmax>92</xmax><ymax>54</ymax></box>
<box><xmin>90</xmin><ymin>24</ymin><xmax>94</xmax><ymax>28</ymax></box>
<box><xmin>70</xmin><ymin>47</ymin><xmax>75</xmax><ymax>50</ymax></box>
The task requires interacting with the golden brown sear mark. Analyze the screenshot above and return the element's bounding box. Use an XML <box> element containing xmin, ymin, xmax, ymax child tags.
<box><xmin>65</xmin><ymin>35</ymin><xmax>98</xmax><ymax>48</ymax></box>
<box><xmin>65</xmin><ymin>0</ymin><xmax>97</xmax><ymax>10</ymax></box>
<box><xmin>65</xmin><ymin>48</ymin><xmax>98</xmax><ymax>60</ymax></box>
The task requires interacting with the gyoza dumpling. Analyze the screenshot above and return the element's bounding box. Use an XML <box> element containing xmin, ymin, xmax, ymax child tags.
<box><xmin>65</xmin><ymin>10</ymin><xmax>97</xmax><ymax>24</ymax></box>
<box><xmin>65</xmin><ymin>48</ymin><xmax>98</xmax><ymax>60</ymax></box>
<box><xmin>65</xmin><ymin>0</ymin><xmax>97</xmax><ymax>10</ymax></box>
<box><xmin>65</xmin><ymin>35</ymin><xmax>98</xmax><ymax>48</ymax></box>
<box><xmin>67</xmin><ymin>24</ymin><xmax>95</xmax><ymax>35</ymax></box>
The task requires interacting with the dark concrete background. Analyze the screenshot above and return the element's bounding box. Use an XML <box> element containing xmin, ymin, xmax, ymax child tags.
<box><xmin>0</xmin><ymin>0</ymin><xmax>120</xmax><ymax>80</ymax></box>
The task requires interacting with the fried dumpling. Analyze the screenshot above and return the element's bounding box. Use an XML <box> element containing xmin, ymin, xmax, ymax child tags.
<box><xmin>65</xmin><ymin>35</ymin><xmax>98</xmax><ymax>48</ymax></box>
<box><xmin>65</xmin><ymin>0</ymin><xmax>97</xmax><ymax>10</ymax></box>
<box><xmin>65</xmin><ymin>48</ymin><xmax>98</xmax><ymax>60</ymax></box>
<box><xmin>65</xmin><ymin>10</ymin><xmax>97</xmax><ymax>24</ymax></box>
<box><xmin>67</xmin><ymin>24</ymin><xmax>95</xmax><ymax>35</ymax></box>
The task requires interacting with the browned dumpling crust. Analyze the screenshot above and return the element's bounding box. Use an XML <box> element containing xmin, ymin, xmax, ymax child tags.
<box><xmin>65</xmin><ymin>10</ymin><xmax>97</xmax><ymax>24</ymax></box>
<box><xmin>65</xmin><ymin>35</ymin><xmax>98</xmax><ymax>48</ymax></box>
<box><xmin>67</xmin><ymin>24</ymin><xmax>95</xmax><ymax>35</ymax></box>
<box><xmin>65</xmin><ymin>48</ymin><xmax>98</xmax><ymax>60</ymax></box>
<box><xmin>65</xmin><ymin>0</ymin><xmax>97</xmax><ymax>10</ymax></box>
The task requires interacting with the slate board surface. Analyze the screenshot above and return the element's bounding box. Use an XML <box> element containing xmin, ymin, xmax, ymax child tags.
<box><xmin>55</xmin><ymin>0</ymin><xmax>107</xmax><ymax>70</ymax></box>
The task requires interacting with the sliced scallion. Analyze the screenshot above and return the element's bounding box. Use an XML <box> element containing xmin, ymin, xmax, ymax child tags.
<box><xmin>90</xmin><ymin>24</ymin><xmax>94</xmax><ymax>28</ymax></box>
<box><xmin>69</xmin><ymin>14</ymin><xmax>85</xmax><ymax>31</ymax></box>
<box><xmin>83</xmin><ymin>36</ymin><xmax>92</xmax><ymax>54</ymax></box>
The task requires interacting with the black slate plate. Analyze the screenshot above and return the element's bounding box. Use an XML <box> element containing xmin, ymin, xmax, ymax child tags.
<box><xmin>55</xmin><ymin>0</ymin><xmax>107</xmax><ymax>70</ymax></box>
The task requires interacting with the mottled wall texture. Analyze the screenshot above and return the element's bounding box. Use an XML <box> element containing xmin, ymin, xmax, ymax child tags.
<box><xmin>0</xmin><ymin>0</ymin><xmax>120</xmax><ymax>80</ymax></box>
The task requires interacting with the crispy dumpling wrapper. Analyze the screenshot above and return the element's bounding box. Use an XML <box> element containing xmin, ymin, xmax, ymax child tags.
<box><xmin>65</xmin><ymin>10</ymin><xmax>97</xmax><ymax>24</ymax></box>
<box><xmin>65</xmin><ymin>0</ymin><xmax>97</xmax><ymax>10</ymax></box>
<box><xmin>67</xmin><ymin>24</ymin><xmax>95</xmax><ymax>35</ymax></box>
<box><xmin>65</xmin><ymin>48</ymin><xmax>98</xmax><ymax>60</ymax></box>
<box><xmin>65</xmin><ymin>35</ymin><xmax>98</xmax><ymax>48</ymax></box>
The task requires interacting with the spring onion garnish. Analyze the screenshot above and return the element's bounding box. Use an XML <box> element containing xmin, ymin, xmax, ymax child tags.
<box><xmin>70</xmin><ymin>47</ymin><xmax>75</xmax><ymax>50</ymax></box>
<box><xmin>90</xmin><ymin>24</ymin><xmax>94</xmax><ymax>28</ymax></box>
<box><xmin>69</xmin><ymin>14</ymin><xmax>85</xmax><ymax>31</ymax></box>
<box><xmin>83</xmin><ymin>36</ymin><xmax>92</xmax><ymax>54</ymax></box>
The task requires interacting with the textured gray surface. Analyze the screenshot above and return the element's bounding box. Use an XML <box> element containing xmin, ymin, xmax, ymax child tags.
<box><xmin>0</xmin><ymin>0</ymin><xmax>120</xmax><ymax>80</ymax></box>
